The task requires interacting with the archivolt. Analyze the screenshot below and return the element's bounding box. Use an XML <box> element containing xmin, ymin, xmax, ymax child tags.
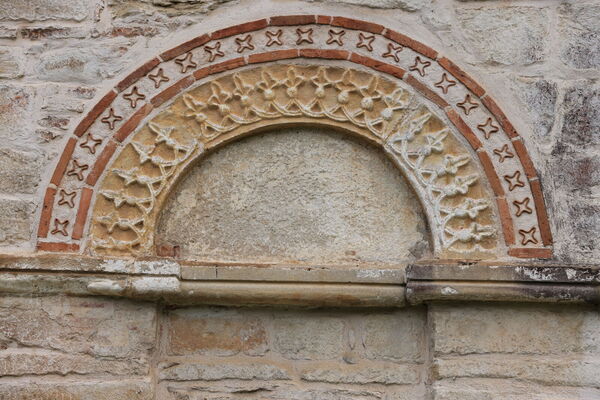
<box><xmin>36</xmin><ymin>15</ymin><xmax>552</xmax><ymax>259</ymax></box>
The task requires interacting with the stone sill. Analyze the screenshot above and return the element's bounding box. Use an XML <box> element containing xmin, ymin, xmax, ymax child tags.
<box><xmin>0</xmin><ymin>254</ymin><xmax>599</xmax><ymax>307</ymax></box>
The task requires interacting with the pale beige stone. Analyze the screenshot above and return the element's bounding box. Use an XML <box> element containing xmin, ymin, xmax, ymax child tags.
<box><xmin>0</xmin><ymin>0</ymin><xmax>90</xmax><ymax>21</ymax></box>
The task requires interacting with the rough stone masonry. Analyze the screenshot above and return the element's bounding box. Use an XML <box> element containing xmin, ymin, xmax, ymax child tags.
<box><xmin>0</xmin><ymin>0</ymin><xmax>599</xmax><ymax>399</ymax></box>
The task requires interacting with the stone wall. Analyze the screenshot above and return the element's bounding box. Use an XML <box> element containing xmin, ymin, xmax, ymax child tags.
<box><xmin>1</xmin><ymin>1</ymin><xmax>599</xmax><ymax>399</ymax></box>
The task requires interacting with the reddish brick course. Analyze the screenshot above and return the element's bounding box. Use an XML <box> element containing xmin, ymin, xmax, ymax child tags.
<box><xmin>37</xmin><ymin>242</ymin><xmax>80</xmax><ymax>253</ymax></box>
<box><xmin>299</xmin><ymin>49</ymin><xmax>349</xmax><ymax>60</ymax></box>
<box><xmin>497</xmin><ymin>197</ymin><xmax>515</xmax><ymax>245</ymax></box>
<box><xmin>211</xmin><ymin>19</ymin><xmax>268</xmax><ymax>40</ymax></box>
<box><xmin>114</xmin><ymin>103</ymin><xmax>153</xmax><ymax>142</ymax></box>
<box><xmin>530</xmin><ymin>179</ymin><xmax>553</xmax><ymax>246</ymax></box>
<box><xmin>405</xmin><ymin>75</ymin><xmax>449</xmax><ymax>109</ymax></box>
<box><xmin>350</xmin><ymin>53</ymin><xmax>405</xmax><ymax>79</ymax></box>
<box><xmin>73</xmin><ymin>90</ymin><xmax>117</xmax><ymax>137</ymax></box>
<box><xmin>194</xmin><ymin>57</ymin><xmax>247</xmax><ymax>80</ymax></box>
<box><xmin>270</xmin><ymin>15</ymin><xmax>316</xmax><ymax>26</ymax></box>
<box><xmin>85</xmin><ymin>141</ymin><xmax>118</xmax><ymax>186</ymax></box>
<box><xmin>316</xmin><ymin>15</ymin><xmax>332</xmax><ymax>25</ymax></box>
<box><xmin>446</xmin><ymin>108</ymin><xmax>482</xmax><ymax>151</ymax></box>
<box><xmin>151</xmin><ymin>76</ymin><xmax>195</xmax><ymax>107</ymax></box>
<box><xmin>72</xmin><ymin>187</ymin><xmax>93</xmax><ymax>240</ymax></box>
<box><xmin>330</xmin><ymin>16</ymin><xmax>384</xmax><ymax>34</ymax></box>
<box><xmin>117</xmin><ymin>57</ymin><xmax>161</xmax><ymax>92</ymax></box>
<box><xmin>50</xmin><ymin>137</ymin><xmax>77</xmax><ymax>186</ymax></box>
<box><xmin>160</xmin><ymin>34</ymin><xmax>210</xmax><ymax>62</ymax></box>
<box><xmin>384</xmin><ymin>30</ymin><xmax>437</xmax><ymax>60</ymax></box>
<box><xmin>37</xmin><ymin>187</ymin><xmax>57</xmax><ymax>238</ymax></box>
<box><xmin>248</xmin><ymin>49</ymin><xmax>300</xmax><ymax>64</ymax></box>
<box><xmin>481</xmin><ymin>95</ymin><xmax>519</xmax><ymax>139</ymax></box>
<box><xmin>512</xmin><ymin>138</ymin><xmax>537</xmax><ymax>179</ymax></box>
<box><xmin>477</xmin><ymin>150</ymin><xmax>505</xmax><ymax>197</ymax></box>
<box><xmin>438</xmin><ymin>57</ymin><xmax>485</xmax><ymax>98</ymax></box>
<box><xmin>508</xmin><ymin>247</ymin><xmax>553</xmax><ymax>259</ymax></box>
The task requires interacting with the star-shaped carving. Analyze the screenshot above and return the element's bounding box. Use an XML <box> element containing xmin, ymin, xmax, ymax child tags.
<box><xmin>493</xmin><ymin>144</ymin><xmax>514</xmax><ymax>163</ymax></box>
<box><xmin>296</xmin><ymin>28</ymin><xmax>313</xmax><ymax>45</ymax></box>
<box><xmin>80</xmin><ymin>132</ymin><xmax>102</xmax><ymax>154</ymax></box>
<box><xmin>457</xmin><ymin>94</ymin><xmax>479</xmax><ymax>115</ymax></box>
<box><xmin>51</xmin><ymin>219</ymin><xmax>69</xmax><ymax>236</ymax></box>
<box><xmin>356</xmin><ymin>32</ymin><xmax>375</xmax><ymax>52</ymax></box>
<box><xmin>477</xmin><ymin>117</ymin><xmax>499</xmax><ymax>139</ymax></box>
<box><xmin>434</xmin><ymin>73</ymin><xmax>457</xmax><ymax>94</ymax></box>
<box><xmin>518</xmin><ymin>227</ymin><xmax>538</xmax><ymax>245</ymax></box>
<box><xmin>513</xmin><ymin>197</ymin><xmax>533</xmax><ymax>217</ymax></box>
<box><xmin>123</xmin><ymin>86</ymin><xmax>146</xmax><ymax>108</ymax></box>
<box><xmin>204</xmin><ymin>42</ymin><xmax>225</xmax><ymax>62</ymax></box>
<box><xmin>235</xmin><ymin>34</ymin><xmax>255</xmax><ymax>53</ymax></box>
<box><xmin>58</xmin><ymin>189</ymin><xmax>77</xmax><ymax>208</ymax></box>
<box><xmin>101</xmin><ymin>108</ymin><xmax>123</xmax><ymax>130</ymax></box>
<box><xmin>265</xmin><ymin>29</ymin><xmax>283</xmax><ymax>46</ymax></box>
<box><xmin>326</xmin><ymin>29</ymin><xmax>345</xmax><ymax>46</ymax></box>
<box><xmin>149</xmin><ymin>68</ymin><xmax>169</xmax><ymax>89</ymax></box>
<box><xmin>382</xmin><ymin>43</ymin><xmax>403</xmax><ymax>63</ymax></box>
<box><xmin>504</xmin><ymin>170</ymin><xmax>525</xmax><ymax>191</ymax></box>
<box><xmin>175</xmin><ymin>52</ymin><xmax>197</xmax><ymax>73</ymax></box>
<box><xmin>67</xmin><ymin>159</ymin><xmax>89</xmax><ymax>181</ymax></box>
<box><xmin>409</xmin><ymin>56</ymin><xmax>431</xmax><ymax>77</ymax></box>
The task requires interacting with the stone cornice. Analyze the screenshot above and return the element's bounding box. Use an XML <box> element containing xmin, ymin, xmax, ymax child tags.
<box><xmin>1</xmin><ymin>254</ymin><xmax>598</xmax><ymax>307</ymax></box>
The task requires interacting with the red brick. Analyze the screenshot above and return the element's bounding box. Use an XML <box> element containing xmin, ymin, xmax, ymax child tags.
<box><xmin>316</xmin><ymin>15</ymin><xmax>332</xmax><ymax>25</ymax></box>
<box><xmin>117</xmin><ymin>57</ymin><xmax>161</xmax><ymax>92</ymax></box>
<box><xmin>477</xmin><ymin>149</ymin><xmax>505</xmax><ymax>197</ymax></box>
<box><xmin>50</xmin><ymin>137</ymin><xmax>77</xmax><ymax>186</ymax></box>
<box><xmin>37</xmin><ymin>187</ymin><xmax>57</xmax><ymax>238</ymax></box>
<box><xmin>299</xmin><ymin>48</ymin><xmax>349</xmax><ymax>60</ymax></box>
<box><xmin>193</xmin><ymin>59</ymin><xmax>246</xmax><ymax>81</ymax></box>
<box><xmin>72</xmin><ymin>187</ymin><xmax>93</xmax><ymax>240</ymax></box>
<box><xmin>330</xmin><ymin>17</ymin><xmax>384</xmax><ymax>34</ymax></box>
<box><xmin>529</xmin><ymin>179</ymin><xmax>553</xmax><ymax>246</ymax></box>
<box><xmin>496</xmin><ymin>197</ymin><xmax>515</xmax><ymax>246</ymax></box>
<box><xmin>405</xmin><ymin>75</ymin><xmax>449</xmax><ymax>110</ymax></box>
<box><xmin>511</xmin><ymin>137</ymin><xmax>537</xmax><ymax>179</ymax></box>
<box><xmin>445</xmin><ymin>108</ymin><xmax>482</xmax><ymax>150</ymax></box>
<box><xmin>37</xmin><ymin>241</ymin><xmax>80</xmax><ymax>253</ymax></box>
<box><xmin>438</xmin><ymin>57</ymin><xmax>485</xmax><ymax>98</ymax></box>
<box><xmin>156</xmin><ymin>244</ymin><xmax>181</xmax><ymax>258</ymax></box>
<box><xmin>211</xmin><ymin>19</ymin><xmax>268</xmax><ymax>40</ymax></box>
<box><xmin>270</xmin><ymin>15</ymin><xmax>316</xmax><ymax>26</ymax></box>
<box><xmin>115</xmin><ymin>103</ymin><xmax>153</xmax><ymax>142</ymax></box>
<box><xmin>151</xmin><ymin>75</ymin><xmax>195</xmax><ymax>108</ymax></box>
<box><xmin>481</xmin><ymin>95</ymin><xmax>518</xmax><ymax>139</ymax></box>
<box><xmin>248</xmin><ymin>49</ymin><xmax>300</xmax><ymax>64</ymax></box>
<box><xmin>85</xmin><ymin>141</ymin><xmax>118</xmax><ymax>186</ymax></box>
<box><xmin>508</xmin><ymin>247</ymin><xmax>553</xmax><ymax>259</ymax></box>
<box><xmin>160</xmin><ymin>34</ymin><xmax>210</xmax><ymax>62</ymax></box>
<box><xmin>350</xmin><ymin>53</ymin><xmax>405</xmax><ymax>79</ymax></box>
<box><xmin>384</xmin><ymin>30</ymin><xmax>438</xmax><ymax>60</ymax></box>
<box><xmin>73</xmin><ymin>90</ymin><xmax>117</xmax><ymax>137</ymax></box>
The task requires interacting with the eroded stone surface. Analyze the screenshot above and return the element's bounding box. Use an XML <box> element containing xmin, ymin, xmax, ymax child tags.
<box><xmin>158</xmin><ymin>127</ymin><xmax>430</xmax><ymax>264</ymax></box>
<box><xmin>0</xmin><ymin>0</ymin><xmax>91</xmax><ymax>21</ymax></box>
<box><xmin>559</xmin><ymin>3</ymin><xmax>600</xmax><ymax>69</ymax></box>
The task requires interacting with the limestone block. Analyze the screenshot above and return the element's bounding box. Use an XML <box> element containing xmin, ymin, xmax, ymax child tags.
<box><xmin>0</xmin><ymin>47</ymin><xmax>23</xmax><ymax>79</ymax></box>
<box><xmin>300</xmin><ymin>361</ymin><xmax>421</xmax><ymax>384</ymax></box>
<box><xmin>0</xmin><ymin>0</ymin><xmax>91</xmax><ymax>22</ymax></box>
<box><xmin>559</xmin><ymin>3</ymin><xmax>600</xmax><ymax>69</ymax></box>
<box><xmin>0</xmin><ymin>296</ymin><xmax>156</xmax><ymax>361</ymax></box>
<box><xmin>362</xmin><ymin>309</ymin><xmax>426</xmax><ymax>362</ymax></box>
<box><xmin>455</xmin><ymin>6</ymin><xmax>549</xmax><ymax>65</ymax></box>
<box><xmin>159</xmin><ymin>360</ymin><xmax>291</xmax><ymax>381</ymax></box>
<box><xmin>560</xmin><ymin>81</ymin><xmax>600</xmax><ymax>148</ymax></box>
<box><xmin>303</xmin><ymin>0</ymin><xmax>429</xmax><ymax>11</ymax></box>
<box><xmin>510</xmin><ymin>77</ymin><xmax>558</xmax><ymax>139</ymax></box>
<box><xmin>434</xmin><ymin>354</ymin><xmax>600</xmax><ymax>388</ymax></box>
<box><xmin>431</xmin><ymin>304</ymin><xmax>600</xmax><ymax>355</ymax></box>
<box><xmin>0</xmin><ymin>197</ymin><xmax>35</xmax><ymax>244</ymax></box>
<box><xmin>158</xmin><ymin>127</ymin><xmax>430</xmax><ymax>264</ymax></box>
<box><xmin>0</xmin><ymin>147</ymin><xmax>44</xmax><ymax>194</ymax></box>
<box><xmin>167</xmin><ymin>308</ymin><xmax>268</xmax><ymax>356</ymax></box>
<box><xmin>0</xmin><ymin>380</ymin><xmax>153</xmax><ymax>400</ymax></box>
<box><xmin>0</xmin><ymin>85</ymin><xmax>35</xmax><ymax>142</ymax></box>
<box><xmin>272</xmin><ymin>313</ymin><xmax>346</xmax><ymax>360</ymax></box>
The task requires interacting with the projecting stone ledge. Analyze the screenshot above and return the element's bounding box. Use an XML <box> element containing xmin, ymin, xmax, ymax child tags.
<box><xmin>0</xmin><ymin>254</ymin><xmax>599</xmax><ymax>307</ymax></box>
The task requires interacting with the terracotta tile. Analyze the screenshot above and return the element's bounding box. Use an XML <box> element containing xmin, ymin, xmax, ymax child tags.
<box><xmin>72</xmin><ymin>187</ymin><xmax>93</xmax><ymax>240</ymax></box>
<box><xmin>50</xmin><ymin>137</ymin><xmax>77</xmax><ymax>186</ymax></box>
<box><xmin>37</xmin><ymin>187</ymin><xmax>57</xmax><ymax>238</ymax></box>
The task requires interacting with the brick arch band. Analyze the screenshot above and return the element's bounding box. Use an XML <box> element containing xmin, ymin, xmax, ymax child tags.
<box><xmin>36</xmin><ymin>15</ymin><xmax>553</xmax><ymax>259</ymax></box>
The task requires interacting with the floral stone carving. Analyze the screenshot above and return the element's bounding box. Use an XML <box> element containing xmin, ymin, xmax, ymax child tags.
<box><xmin>89</xmin><ymin>64</ymin><xmax>497</xmax><ymax>258</ymax></box>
